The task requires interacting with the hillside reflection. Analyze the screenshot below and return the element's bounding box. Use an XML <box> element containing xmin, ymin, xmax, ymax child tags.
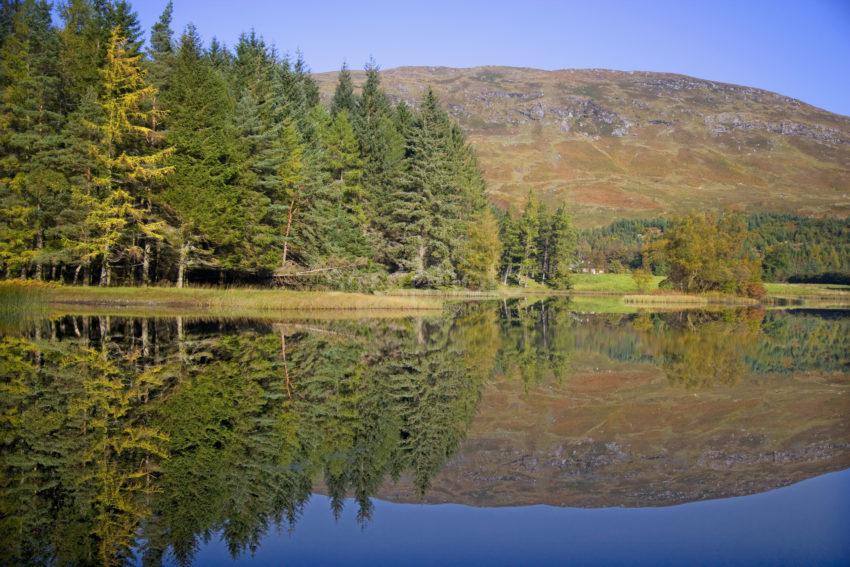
<box><xmin>1</xmin><ymin>302</ymin><xmax>848</xmax><ymax>565</ymax></box>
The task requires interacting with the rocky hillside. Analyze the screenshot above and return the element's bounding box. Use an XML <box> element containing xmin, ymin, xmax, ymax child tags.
<box><xmin>314</xmin><ymin>67</ymin><xmax>850</xmax><ymax>227</ymax></box>
<box><xmin>375</xmin><ymin>355</ymin><xmax>850</xmax><ymax>508</ymax></box>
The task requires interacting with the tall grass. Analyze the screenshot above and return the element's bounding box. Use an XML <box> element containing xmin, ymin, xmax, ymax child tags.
<box><xmin>0</xmin><ymin>280</ymin><xmax>52</xmax><ymax>331</ymax></box>
<box><xmin>3</xmin><ymin>282</ymin><xmax>444</xmax><ymax>313</ymax></box>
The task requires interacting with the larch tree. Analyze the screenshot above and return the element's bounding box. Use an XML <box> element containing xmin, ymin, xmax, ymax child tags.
<box><xmin>458</xmin><ymin>207</ymin><xmax>502</xmax><ymax>289</ymax></box>
<box><xmin>79</xmin><ymin>27</ymin><xmax>172</xmax><ymax>286</ymax></box>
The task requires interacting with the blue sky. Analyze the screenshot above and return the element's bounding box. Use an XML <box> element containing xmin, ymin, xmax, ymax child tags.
<box><xmin>132</xmin><ymin>0</ymin><xmax>850</xmax><ymax>116</ymax></box>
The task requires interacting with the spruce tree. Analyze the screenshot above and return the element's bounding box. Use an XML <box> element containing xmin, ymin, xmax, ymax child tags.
<box><xmin>147</xmin><ymin>1</ymin><xmax>174</xmax><ymax>93</ymax></box>
<box><xmin>0</xmin><ymin>0</ymin><xmax>66</xmax><ymax>278</ymax></box>
<box><xmin>163</xmin><ymin>26</ymin><xmax>269</xmax><ymax>285</ymax></box>
<box><xmin>58</xmin><ymin>0</ymin><xmax>106</xmax><ymax>106</ymax></box>
<box><xmin>331</xmin><ymin>61</ymin><xmax>356</xmax><ymax>116</ymax></box>
<box><xmin>388</xmin><ymin>89</ymin><xmax>460</xmax><ymax>286</ymax></box>
<box><xmin>0</xmin><ymin>0</ymin><xmax>21</xmax><ymax>47</ymax></box>
<box><xmin>355</xmin><ymin>59</ymin><xmax>404</xmax><ymax>259</ymax></box>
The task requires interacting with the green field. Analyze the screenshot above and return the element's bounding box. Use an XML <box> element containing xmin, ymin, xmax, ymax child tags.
<box><xmin>763</xmin><ymin>282</ymin><xmax>850</xmax><ymax>298</ymax></box>
<box><xmin>570</xmin><ymin>273</ymin><xmax>664</xmax><ymax>293</ymax></box>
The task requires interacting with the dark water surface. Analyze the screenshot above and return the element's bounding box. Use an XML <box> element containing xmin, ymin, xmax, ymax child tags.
<box><xmin>1</xmin><ymin>300</ymin><xmax>848</xmax><ymax>565</ymax></box>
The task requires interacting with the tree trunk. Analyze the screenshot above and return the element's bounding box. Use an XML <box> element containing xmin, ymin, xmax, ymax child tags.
<box><xmin>282</xmin><ymin>199</ymin><xmax>296</xmax><ymax>265</ymax></box>
<box><xmin>541</xmin><ymin>244</ymin><xmax>549</xmax><ymax>284</ymax></box>
<box><xmin>416</xmin><ymin>237</ymin><xmax>426</xmax><ymax>275</ymax></box>
<box><xmin>100</xmin><ymin>247</ymin><xmax>110</xmax><ymax>287</ymax></box>
<box><xmin>141</xmin><ymin>318</ymin><xmax>150</xmax><ymax>358</ymax></box>
<box><xmin>176</xmin><ymin>316</ymin><xmax>186</xmax><ymax>362</ymax></box>
<box><xmin>34</xmin><ymin>232</ymin><xmax>44</xmax><ymax>280</ymax></box>
<box><xmin>73</xmin><ymin>264</ymin><xmax>82</xmax><ymax>285</ymax></box>
<box><xmin>279</xmin><ymin>327</ymin><xmax>293</xmax><ymax>399</ymax></box>
<box><xmin>142</xmin><ymin>239</ymin><xmax>151</xmax><ymax>285</ymax></box>
<box><xmin>176</xmin><ymin>239</ymin><xmax>189</xmax><ymax>288</ymax></box>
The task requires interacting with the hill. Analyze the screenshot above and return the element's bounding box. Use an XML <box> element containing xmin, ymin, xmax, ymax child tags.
<box><xmin>314</xmin><ymin>66</ymin><xmax>850</xmax><ymax>228</ymax></box>
<box><xmin>375</xmin><ymin>347</ymin><xmax>850</xmax><ymax>508</ymax></box>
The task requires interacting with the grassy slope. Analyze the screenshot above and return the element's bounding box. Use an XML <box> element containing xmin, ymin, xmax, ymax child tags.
<box><xmin>570</xmin><ymin>274</ymin><xmax>850</xmax><ymax>301</ymax></box>
<box><xmin>570</xmin><ymin>273</ymin><xmax>664</xmax><ymax>293</ymax></box>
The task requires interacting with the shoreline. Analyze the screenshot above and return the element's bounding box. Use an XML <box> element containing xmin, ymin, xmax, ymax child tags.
<box><xmin>2</xmin><ymin>279</ymin><xmax>849</xmax><ymax>319</ymax></box>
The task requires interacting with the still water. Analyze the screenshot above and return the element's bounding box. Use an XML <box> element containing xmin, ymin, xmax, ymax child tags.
<box><xmin>1</xmin><ymin>300</ymin><xmax>848</xmax><ymax>565</ymax></box>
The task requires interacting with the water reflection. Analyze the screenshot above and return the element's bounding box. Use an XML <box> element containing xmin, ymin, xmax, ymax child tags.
<box><xmin>1</xmin><ymin>301</ymin><xmax>848</xmax><ymax>565</ymax></box>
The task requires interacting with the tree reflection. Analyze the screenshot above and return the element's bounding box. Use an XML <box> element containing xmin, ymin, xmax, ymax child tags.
<box><xmin>1</xmin><ymin>305</ymin><xmax>848</xmax><ymax>565</ymax></box>
<box><xmin>637</xmin><ymin>309</ymin><xmax>764</xmax><ymax>388</ymax></box>
<box><xmin>0</xmin><ymin>308</ymin><xmax>494</xmax><ymax>565</ymax></box>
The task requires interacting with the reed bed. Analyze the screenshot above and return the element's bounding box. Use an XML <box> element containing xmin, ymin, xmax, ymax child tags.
<box><xmin>0</xmin><ymin>281</ymin><xmax>443</xmax><ymax>313</ymax></box>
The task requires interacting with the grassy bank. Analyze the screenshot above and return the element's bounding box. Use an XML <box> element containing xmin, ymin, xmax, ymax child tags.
<box><xmin>0</xmin><ymin>281</ymin><xmax>443</xmax><ymax>314</ymax></box>
<box><xmin>570</xmin><ymin>273</ymin><xmax>664</xmax><ymax>293</ymax></box>
<box><xmin>763</xmin><ymin>282</ymin><xmax>850</xmax><ymax>299</ymax></box>
<box><xmin>3</xmin><ymin>277</ymin><xmax>848</xmax><ymax>319</ymax></box>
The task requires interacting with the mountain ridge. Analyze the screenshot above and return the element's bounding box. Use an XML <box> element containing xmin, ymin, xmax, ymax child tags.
<box><xmin>314</xmin><ymin>66</ymin><xmax>850</xmax><ymax>227</ymax></box>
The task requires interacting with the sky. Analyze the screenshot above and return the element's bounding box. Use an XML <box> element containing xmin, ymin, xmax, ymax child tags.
<box><xmin>132</xmin><ymin>0</ymin><xmax>850</xmax><ymax>116</ymax></box>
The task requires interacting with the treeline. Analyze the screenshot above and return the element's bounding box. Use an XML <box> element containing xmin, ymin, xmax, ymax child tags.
<box><xmin>578</xmin><ymin>213</ymin><xmax>850</xmax><ymax>283</ymax></box>
<box><xmin>0</xmin><ymin>0</ymin><xmax>506</xmax><ymax>289</ymax></box>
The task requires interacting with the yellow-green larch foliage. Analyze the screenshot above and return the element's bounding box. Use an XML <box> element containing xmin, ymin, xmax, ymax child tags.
<box><xmin>77</xmin><ymin>27</ymin><xmax>172</xmax><ymax>285</ymax></box>
<box><xmin>458</xmin><ymin>208</ymin><xmax>502</xmax><ymax>290</ymax></box>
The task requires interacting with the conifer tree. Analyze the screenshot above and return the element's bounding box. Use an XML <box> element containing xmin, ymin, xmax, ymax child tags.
<box><xmin>546</xmin><ymin>205</ymin><xmax>576</xmax><ymax>288</ymax></box>
<box><xmin>147</xmin><ymin>1</ymin><xmax>174</xmax><ymax>93</ymax></box>
<box><xmin>388</xmin><ymin>88</ymin><xmax>461</xmax><ymax>286</ymax></box>
<box><xmin>76</xmin><ymin>27</ymin><xmax>172</xmax><ymax>285</ymax></box>
<box><xmin>0</xmin><ymin>0</ymin><xmax>66</xmax><ymax>278</ymax></box>
<box><xmin>458</xmin><ymin>208</ymin><xmax>502</xmax><ymax>289</ymax></box>
<box><xmin>516</xmin><ymin>192</ymin><xmax>541</xmax><ymax>284</ymax></box>
<box><xmin>355</xmin><ymin>59</ymin><xmax>405</xmax><ymax>257</ymax></box>
<box><xmin>163</xmin><ymin>26</ymin><xmax>269</xmax><ymax>285</ymax></box>
<box><xmin>322</xmin><ymin>109</ymin><xmax>366</xmax><ymax>224</ymax></box>
<box><xmin>331</xmin><ymin>61</ymin><xmax>356</xmax><ymax>116</ymax></box>
<box><xmin>58</xmin><ymin>0</ymin><xmax>106</xmax><ymax>106</ymax></box>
